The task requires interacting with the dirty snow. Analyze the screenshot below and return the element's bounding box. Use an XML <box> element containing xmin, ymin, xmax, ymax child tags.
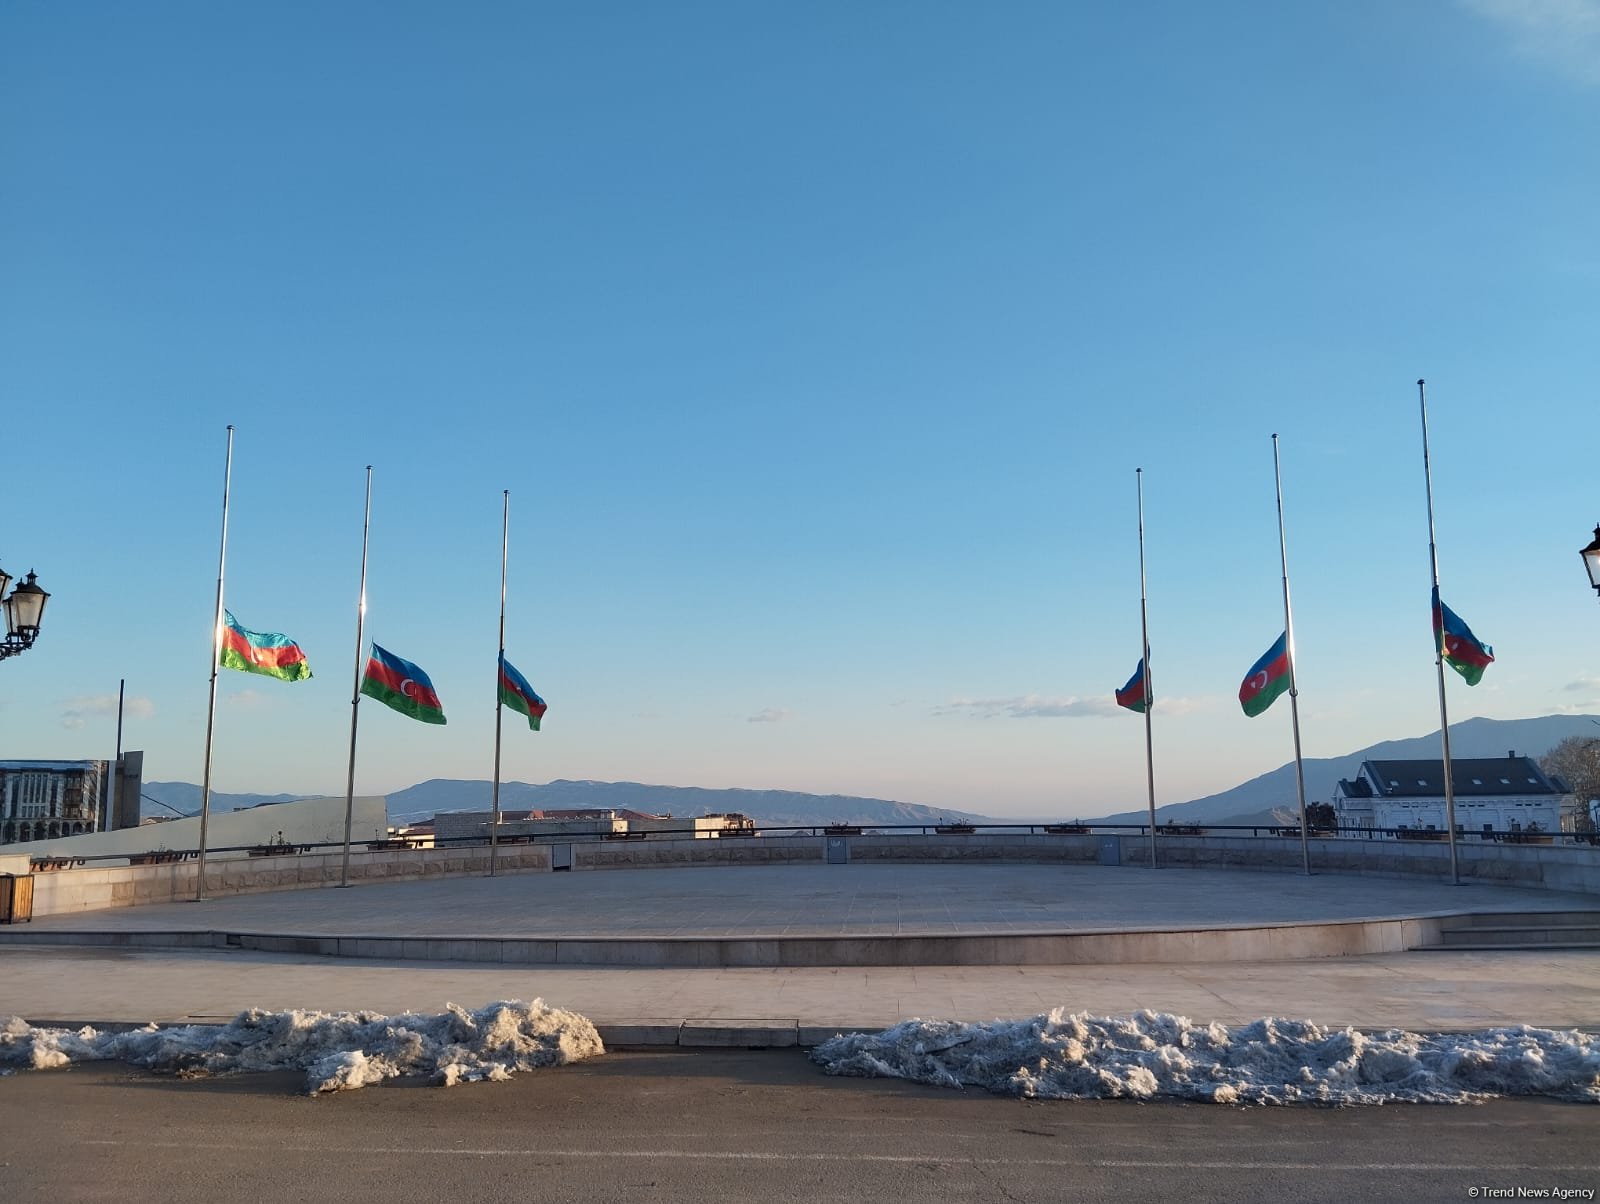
<box><xmin>811</xmin><ymin>1009</ymin><xmax>1600</xmax><ymax>1105</ymax></box>
<box><xmin>0</xmin><ymin>999</ymin><xmax>603</xmax><ymax>1094</ymax></box>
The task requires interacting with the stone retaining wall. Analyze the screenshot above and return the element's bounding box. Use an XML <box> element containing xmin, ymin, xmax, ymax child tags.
<box><xmin>570</xmin><ymin>832</ymin><xmax>1599</xmax><ymax>893</ymax></box>
<box><xmin>0</xmin><ymin>915</ymin><xmax>1447</xmax><ymax>966</ymax></box>
<box><xmin>1119</xmin><ymin>834</ymin><xmax>1600</xmax><ymax>894</ymax></box>
<box><xmin>27</xmin><ymin>844</ymin><xmax>550</xmax><ymax>916</ymax></box>
<box><xmin>17</xmin><ymin>830</ymin><xmax>1597</xmax><ymax>920</ymax></box>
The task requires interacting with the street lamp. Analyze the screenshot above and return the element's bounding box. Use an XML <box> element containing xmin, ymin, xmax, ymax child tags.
<box><xmin>1582</xmin><ymin>525</ymin><xmax>1600</xmax><ymax>599</ymax></box>
<box><xmin>0</xmin><ymin>565</ymin><xmax>50</xmax><ymax>660</ymax></box>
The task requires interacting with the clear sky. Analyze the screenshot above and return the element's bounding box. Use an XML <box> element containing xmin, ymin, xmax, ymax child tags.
<box><xmin>3</xmin><ymin>1</ymin><xmax>1598</xmax><ymax>818</ymax></box>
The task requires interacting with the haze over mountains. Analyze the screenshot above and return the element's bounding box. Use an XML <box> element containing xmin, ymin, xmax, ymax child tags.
<box><xmin>140</xmin><ymin>777</ymin><xmax>986</xmax><ymax>828</ymax></box>
<box><xmin>382</xmin><ymin>779</ymin><xmax>987</xmax><ymax>828</ymax></box>
<box><xmin>141</xmin><ymin>782</ymin><xmax>303</xmax><ymax>818</ymax></box>
<box><xmin>140</xmin><ymin>714</ymin><xmax>1598</xmax><ymax>829</ymax></box>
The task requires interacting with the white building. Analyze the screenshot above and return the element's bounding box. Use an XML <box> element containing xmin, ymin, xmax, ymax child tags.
<box><xmin>1332</xmin><ymin>752</ymin><xmax>1574</xmax><ymax>837</ymax></box>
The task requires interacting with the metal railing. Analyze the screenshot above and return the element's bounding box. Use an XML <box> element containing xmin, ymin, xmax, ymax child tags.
<box><xmin>18</xmin><ymin>819</ymin><xmax>1599</xmax><ymax>871</ymax></box>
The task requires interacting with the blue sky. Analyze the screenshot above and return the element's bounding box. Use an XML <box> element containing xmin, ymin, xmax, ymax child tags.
<box><xmin>3</xmin><ymin>1</ymin><xmax>1598</xmax><ymax>818</ymax></box>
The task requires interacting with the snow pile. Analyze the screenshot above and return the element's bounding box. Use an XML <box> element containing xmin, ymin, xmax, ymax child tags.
<box><xmin>811</xmin><ymin>1009</ymin><xmax>1600</xmax><ymax>1105</ymax></box>
<box><xmin>0</xmin><ymin>999</ymin><xmax>603</xmax><ymax>1094</ymax></box>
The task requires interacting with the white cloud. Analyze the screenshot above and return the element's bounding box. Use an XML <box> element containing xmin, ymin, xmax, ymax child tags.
<box><xmin>938</xmin><ymin>694</ymin><xmax>1216</xmax><ymax>720</ymax></box>
<box><xmin>59</xmin><ymin>694</ymin><xmax>154</xmax><ymax>730</ymax></box>
<box><xmin>224</xmin><ymin>689</ymin><xmax>271</xmax><ymax>709</ymax></box>
<box><xmin>938</xmin><ymin>695</ymin><xmax>1120</xmax><ymax>719</ymax></box>
<box><xmin>1552</xmin><ymin>700</ymin><xmax>1600</xmax><ymax>714</ymax></box>
<box><xmin>1562</xmin><ymin>674</ymin><xmax>1600</xmax><ymax>693</ymax></box>
<box><xmin>747</xmin><ymin>707</ymin><xmax>791</xmax><ymax>724</ymax></box>
<box><xmin>1461</xmin><ymin>0</ymin><xmax>1600</xmax><ymax>85</ymax></box>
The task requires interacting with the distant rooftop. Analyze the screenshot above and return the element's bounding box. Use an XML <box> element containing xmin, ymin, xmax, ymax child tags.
<box><xmin>1361</xmin><ymin>754</ymin><xmax>1563</xmax><ymax>798</ymax></box>
<box><xmin>0</xmin><ymin>760</ymin><xmax>105</xmax><ymax>772</ymax></box>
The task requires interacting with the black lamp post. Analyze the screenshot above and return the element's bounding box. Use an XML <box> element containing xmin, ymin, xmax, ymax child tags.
<box><xmin>0</xmin><ymin>565</ymin><xmax>50</xmax><ymax>660</ymax></box>
<box><xmin>1582</xmin><ymin>525</ymin><xmax>1600</xmax><ymax>600</ymax></box>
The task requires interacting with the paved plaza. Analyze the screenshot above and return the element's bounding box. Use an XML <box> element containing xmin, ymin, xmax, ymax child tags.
<box><xmin>4</xmin><ymin>862</ymin><xmax>1599</xmax><ymax>1036</ymax></box>
<box><xmin>15</xmin><ymin>861</ymin><xmax>1596</xmax><ymax>938</ymax></box>
<box><xmin>4</xmin><ymin>943</ymin><xmax>1599</xmax><ymax>1033</ymax></box>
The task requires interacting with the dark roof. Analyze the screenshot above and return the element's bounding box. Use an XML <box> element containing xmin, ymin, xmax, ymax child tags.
<box><xmin>1361</xmin><ymin>756</ymin><xmax>1564</xmax><ymax>798</ymax></box>
<box><xmin>1335</xmin><ymin>777</ymin><xmax>1373</xmax><ymax>799</ymax></box>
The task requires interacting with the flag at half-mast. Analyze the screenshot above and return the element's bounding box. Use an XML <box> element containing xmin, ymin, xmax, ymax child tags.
<box><xmin>220</xmin><ymin>610</ymin><xmax>312</xmax><ymax>682</ymax></box>
<box><xmin>360</xmin><ymin>643</ymin><xmax>446</xmax><ymax>724</ymax></box>
<box><xmin>1115</xmin><ymin>658</ymin><xmax>1149</xmax><ymax>713</ymax></box>
<box><xmin>499</xmin><ymin>656</ymin><xmax>548</xmax><ymax>731</ymax></box>
<box><xmin>1433</xmin><ymin>587</ymin><xmax>1494</xmax><ymax>686</ymax></box>
<box><xmin>1238</xmin><ymin>632</ymin><xmax>1292</xmax><ymax>717</ymax></box>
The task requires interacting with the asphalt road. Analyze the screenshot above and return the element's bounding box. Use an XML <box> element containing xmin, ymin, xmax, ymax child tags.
<box><xmin>1</xmin><ymin>1049</ymin><xmax>1595</xmax><ymax>1203</ymax></box>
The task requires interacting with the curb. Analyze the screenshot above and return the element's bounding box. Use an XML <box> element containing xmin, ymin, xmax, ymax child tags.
<box><xmin>0</xmin><ymin>912</ymin><xmax>1454</xmax><ymax>966</ymax></box>
<box><xmin>9</xmin><ymin>1016</ymin><xmax>859</xmax><ymax>1049</ymax></box>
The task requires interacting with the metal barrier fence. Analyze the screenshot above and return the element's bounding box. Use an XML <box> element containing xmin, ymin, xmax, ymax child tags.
<box><xmin>21</xmin><ymin>819</ymin><xmax>1600</xmax><ymax>871</ymax></box>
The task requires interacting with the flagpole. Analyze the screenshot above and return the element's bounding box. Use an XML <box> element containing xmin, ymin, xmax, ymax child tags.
<box><xmin>108</xmin><ymin>677</ymin><xmax>124</xmax><ymax>833</ymax></box>
<box><xmin>490</xmin><ymin>489</ymin><xmax>508</xmax><ymax>878</ymax></box>
<box><xmin>1136</xmin><ymin>468</ymin><xmax>1158</xmax><ymax>869</ymax></box>
<box><xmin>340</xmin><ymin>466</ymin><xmax>373</xmax><ymax>889</ymax></box>
<box><xmin>195</xmin><ymin>424</ymin><xmax>234</xmax><ymax>902</ymax></box>
<box><xmin>1272</xmin><ymin>435</ymin><xmax>1312</xmax><ymax>876</ymax></box>
<box><xmin>1418</xmin><ymin>380</ymin><xmax>1461</xmax><ymax>885</ymax></box>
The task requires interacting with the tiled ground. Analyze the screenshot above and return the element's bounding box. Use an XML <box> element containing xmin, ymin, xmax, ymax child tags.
<box><xmin>17</xmin><ymin>862</ymin><xmax>1596</xmax><ymax>938</ymax></box>
<box><xmin>4</xmin><ymin>943</ymin><xmax>1597</xmax><ymax>1031</ymax></box>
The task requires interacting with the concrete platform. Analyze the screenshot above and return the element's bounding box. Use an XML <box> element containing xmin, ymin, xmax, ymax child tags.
<box><xmin>4</xmin><ymin>943</ymin><xmax>1598</xmax><ymax>1037</ymax></box>
<box><xmin>3</xmin><ymin>862</ymin><xmax>1595</xmax><ymax>967</ymax></box>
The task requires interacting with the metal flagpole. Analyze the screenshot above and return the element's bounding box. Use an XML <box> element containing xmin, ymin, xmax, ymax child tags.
<box><xmin>490</xmin><ymin>490</ymin><xmax>509</xmax><ymax>878</ymax></box>
<box><xmin>1418</xmin><ymin>380</ymin><xmax>1461</xmax><ymax>885</ymax></box>
<box><xmin>1272</xmin><ymin>435</ymin><xmax>1312</xmax><ymax>876</ymax></box>
<box><xmin>340</xmin><ymin>466</ymin><xmax>374</xmax><ymax>888</ymax></box>
<box><xmin>196</xmin><ymin>424</ymin><xmax>234</xmax><ymax>902</ymax></box>
<box><xmin>1136</xmin><ymin>469</ymin><xmax>1158</xmax><ymax>869</ymax></box>
<box><xmin>109</xmin><ymin>678</ymin><xmax>125</xmax><ymax>833</ymax></box>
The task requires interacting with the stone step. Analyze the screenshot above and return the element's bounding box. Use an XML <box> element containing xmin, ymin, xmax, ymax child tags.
<box><xmin>1440</xmin><ymin>926</ymin><xmax>1600</xmax><ymax>947</ymax></box>
<box><xmin>1445</xmin><ymin>911</ymin><xmax>1600</xmax><ymax>929</ymax></box>
<box><xmin>1418</xmin><ymin>942</ymin><xmax>1600</xmax><ymax>952</ymax></box>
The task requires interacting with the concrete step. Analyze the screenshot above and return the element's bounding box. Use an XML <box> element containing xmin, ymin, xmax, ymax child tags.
<box><xmin>1440</xmin><ymin>926</ymin><xmax>1600</xmax><ymax>947</ymax></box>
<box><xmin>1446</xmin><ymin>911</ymin><xmax>1600</xmax><ymax>929</ymax></box>
<box><xmin>1418</xmin><ymin>942</ymin><xmax>1600</xmax><ymax>952</ymax></box>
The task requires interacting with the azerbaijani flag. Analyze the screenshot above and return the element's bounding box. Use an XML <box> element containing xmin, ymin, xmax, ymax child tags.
<box><xmin>1433</xmin><ymin>587</ymin><xmax>1494</xmax><ymax>686</ymax></box>
<box><xmin>1115</xmin><ymin>658</ymin><xmax>1149</xmax><ymax>713</ymax></box>
<box><xmin>1239</xmin><ymin>632</ymin><xmax>1291</xmax><ymax>718</ymax></box>
<box><xmin>360</xmin><ymin>643</ymin><xmax>446</xmax><ymax>724</ymax></box>
<box><xmin>499</xmin><ymin>656</ymin><xmax>548</xmax><ymax>731</ymax></box>
<box><xmin>220</xmin><ymin>610</ymin><xmax>312</xmax><ymax>682</ymax></box>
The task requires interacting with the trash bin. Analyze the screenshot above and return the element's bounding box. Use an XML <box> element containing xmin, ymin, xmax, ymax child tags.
<box><xmin>0</xmin><ymin>873</ymin><xmax>34</xmax><ymax>924</ymax></box>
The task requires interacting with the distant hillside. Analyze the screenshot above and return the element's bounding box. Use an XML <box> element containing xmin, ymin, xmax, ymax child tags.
<box><xmin>1092</xmin><ymin>714</ymin><xmax>1600</xmax><ymax>827</ymax></box>
<box><xmin>387</xmin><ymin>778</ymin><xmax>990</xmax><ymax>828</ymax></box>
<box><xmin>140</xmin><ymin>781</ymin><xmax>306</xmax><ymax>820</ymax></box>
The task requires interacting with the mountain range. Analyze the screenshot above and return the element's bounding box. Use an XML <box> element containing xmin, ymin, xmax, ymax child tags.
<box><xmin>138</xmin><ymin>713</ymin><xmax>1598</xmax><ymax>829</ymax></box>
<box><xmin>382</xmin><ymin>779</ymin><xmax>987</xmax><ymax>828</ymax></box>
<box><xmin>140</xmin><ymin>781</ymin><xmax>305</xmax><ymax>818</ymax></box>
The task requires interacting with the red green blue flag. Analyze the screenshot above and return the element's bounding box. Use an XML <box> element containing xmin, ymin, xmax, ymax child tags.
<box><xmin>220</xmin><ymin>610</ymin><xmax>312</xmax><ymax>682</ymax></box>
<box><xmin>1115</xmin><ymin>658</ymin><xmax>1149</xmax><ymax>713</ymax></box>
<box><xmin>1239</xmin><ymin>632</ymin><xmax>1291</xmax><ymax>717</ymax></box>
<box><xmin>1433</xmin><ymin>587</ymin><xmax>1494</xmax><ymax>686</ymax></box>
<box><xmin>360</xmin><ymin>643</ymin><xmax>446</xmax><ymax>725</ymax></box>
<box><xmin>499</xmin><ymin>656</ymin><xmax>548</xmax><ymax>731</ymax></box>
